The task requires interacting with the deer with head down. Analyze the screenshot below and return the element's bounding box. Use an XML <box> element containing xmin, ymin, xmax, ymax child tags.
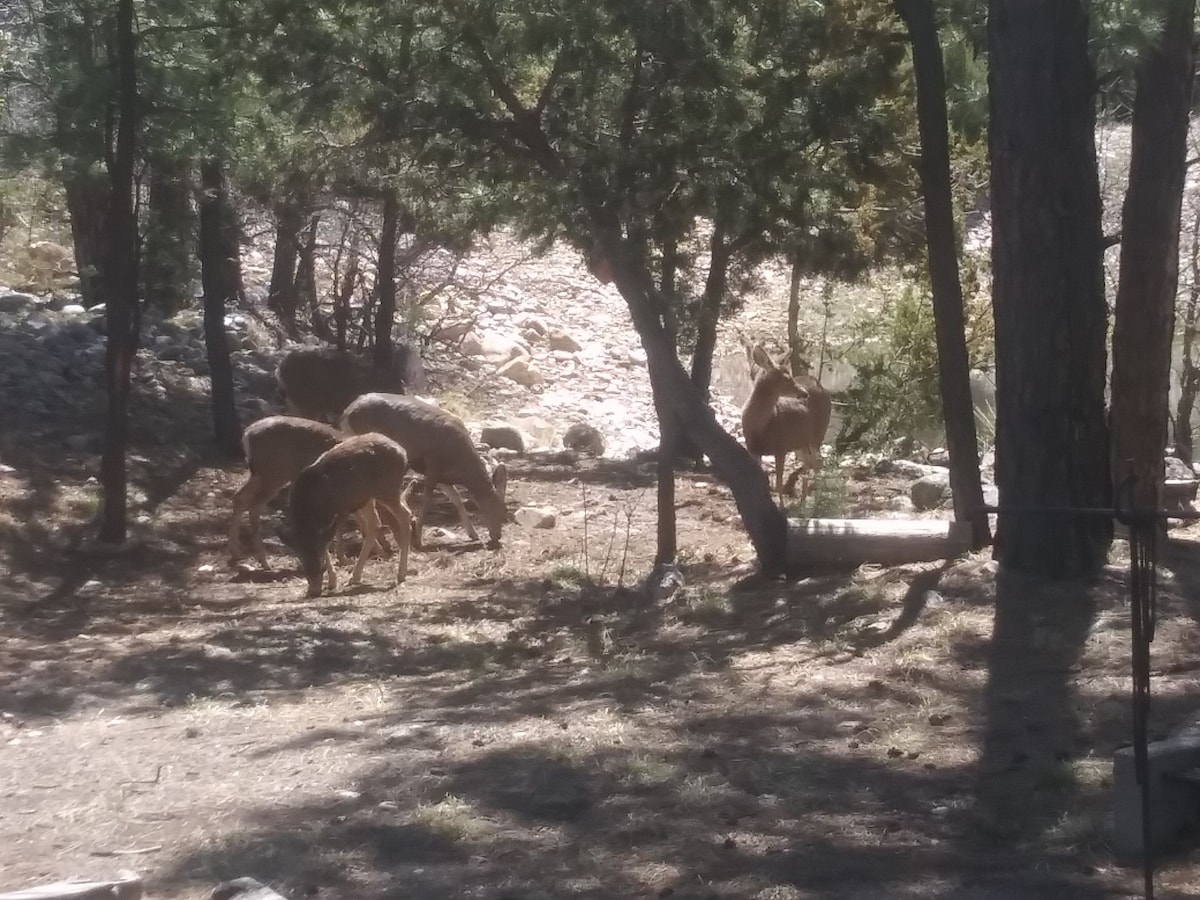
<box><xmin>288</xmin><ymin>433</ymin><xmax>414</xmax><ymax>598</ymax></box>
<box><xmin>740</xmin><ymin>341</ymin><xmax>832</xmax><ymax>507</ymax></box>
<box><xmin>228</xmin><ymin>415</ymin><xmax>394</xmax><ymax>569</ymax></box>
<box><xmin>341</xmin><ymin>392</ymin><xmax>508</xmax><ymax>549</ymax></box>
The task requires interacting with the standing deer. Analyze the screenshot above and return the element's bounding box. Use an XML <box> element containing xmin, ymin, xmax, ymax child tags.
<box><xmin>741</xmin><ymin>341</ymin><xmax>832</xmax><ymax>507</ymax></box>
<box><xmin>276</xmin><ymin>346</ymin><xmax>418</xmax><ymax>423</ymax></box>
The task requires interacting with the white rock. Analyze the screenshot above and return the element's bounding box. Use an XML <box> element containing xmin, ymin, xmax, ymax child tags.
<box><xmin>516</xmin><ymin>505</ymin><xmax>557</xmax><ymax>529</ymax></box>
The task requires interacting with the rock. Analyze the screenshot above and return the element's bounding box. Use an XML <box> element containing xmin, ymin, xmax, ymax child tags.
<box><xmin>911</xmin><ymin>471</ymin><xmax>952</xmax><ymax>511</ymax></box>
<box><xmin>480</xmin><ymin>423</ymin><xmax>527</xmax><ymax>453</ymax></box>
<box><xmin>927</xmin><ymin>447</ymin><xmax>950</xmax><ymax>467</ymax></box>
<box><xmin>516</xmin><ymin>315</ymin><xmax>548</xmax><ymax>336</ymax></box>
<box><xmin>563</xmin><ymin>422</ymin><xmax>606</xmax><ymax>456</ymax></box>
<box><xmin>515</xmin><ymin>505</ymin><xmax>557</xmax><ymax>529</ymax></box>
<box><xmin>463</xmin><ymin>332</ymin><xmax>529</xmax><ymax>364</ymax></box>
<box><xmin>876</xmin><ymin>458</ymin><xmax>943</xmax><ymax>480</ymax></box>
<box><xmin>548</xmin><ymin>328</ymin><xmax>582</xmax><ymax>352</ymax></box>
<box><xmin>431</xmin><ymin>320</ymin><xmax>474</xmax><ymax>343</ymax></box>
<box><xmin>1165</xmin><ymin>456</ymin><xmax>1193</xmax><ymax>480</ymax></box>
<box><xmin>0</xmin><ymin>292</ymin><xmax>38</xmax><ymax>313</ymax></box>
<box><xmin>497</xmin><ymin>355</ymin><xmax>544</xmax><ymax>386</ymax></box>
<box><xmin>26</xmin><ymin>240</ymin><xmax>73</xmax><ymax>275</ymax></box>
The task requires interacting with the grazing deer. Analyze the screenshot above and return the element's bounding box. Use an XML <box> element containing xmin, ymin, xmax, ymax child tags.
<box><xmin>341</xmin><ymin>392</ymin><xmax>508</xmax><ymax>548</ymax></box>
<box><xmin>228</xmin><ymin>416</ymin><xmax>393</xmax><ymax>569</ymax></box>
<box><xmin>276</xmin><ymin>346</ymin><xmax>418</xmax><ymax>423</ymax></box>
<box><xmin>741</xmin><ymin>342</ymin><xmax>832</xmax><ymax>506</ymax></box>
<box><xmin>288</xmin><ymin>433</ymin><xmax>414</xmax><ymax>598</ymax></box>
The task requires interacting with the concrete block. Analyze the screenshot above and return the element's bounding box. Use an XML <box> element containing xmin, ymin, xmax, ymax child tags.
<box><xmin>1112</xmin><ymin>723</ymin><xmax>1200</xmax><ymax>859</ymax></box>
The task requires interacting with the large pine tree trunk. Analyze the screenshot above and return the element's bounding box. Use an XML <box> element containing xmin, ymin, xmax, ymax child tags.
<box><xmin>373</xmin><ymin>190</ymin><xmax>401</xmax><ymax>372</ymax></box>
<box><xmin>98</xmin><ymin>0</ymin><xmax>138</xmax><ymax>544</ymax></box>
<box><xmin>198</xmin><ymin>158</ymin><xmax>244</xmax><ymax>458</ymax></box>
<box><xmin>988</xmin><ymin>0</ymin><xmax>1112</xmax><ymax>575</ymax></box>
<box><xmin>1110</xmin><ymin>0</ymin><xmax>1196</xmax><ymax>511</ymax></box>
<box><xmin>894</xmin><ymin>0</ymin><xmax>991</xmax><ymax>550</ymax></box>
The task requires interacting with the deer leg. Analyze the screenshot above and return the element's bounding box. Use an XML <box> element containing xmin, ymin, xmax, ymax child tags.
<box><xmin>348</xmin><ymin>505</ymin><xmax>381</xmax><ymax>586</ymax></box>
<box><xmin>412</xmin><ymin>477</ymin><xmax>437</xmax><ymax>550</ymax></box>
<box><xmin>376</xmin><ymin>497</ymin><xmax>413</xmax><ymax>586</ymax></box>
<box><xmin>440</xmin><ymin>483</ymin><xmax>481</xmax><ymax>542</ymax></box>
<box><xmin>323</xmin><ymin>547</ymin><xmax>338</xmax><ymax>592</ymax></box>
<box><xmin>774</xmin><ymin>451</ymin><xmax>787</xmax><ymax>500</ymax></box>
<box><xmin>228</xmin><ymin>474</ymin><xmax>257</xmax><ymax>564</ymax></box>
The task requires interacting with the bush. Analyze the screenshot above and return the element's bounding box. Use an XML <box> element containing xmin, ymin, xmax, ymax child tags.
<box><xmin>835</xmin><ymin>267</ymin><xmax>993</xmax><ymax>455</ymax></box>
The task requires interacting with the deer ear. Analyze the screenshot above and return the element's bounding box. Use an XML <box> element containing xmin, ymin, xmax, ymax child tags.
<box><xmin>750</xmin><ymin>344</ymin><xmax>774</xmax><ymax>371</ymax></box>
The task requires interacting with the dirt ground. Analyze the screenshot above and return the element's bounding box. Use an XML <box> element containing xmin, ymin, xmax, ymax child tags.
<box><xmin>4</xmin><ymin>413</ymin><xmax>1200</xmax><ymax>900</ymax></box>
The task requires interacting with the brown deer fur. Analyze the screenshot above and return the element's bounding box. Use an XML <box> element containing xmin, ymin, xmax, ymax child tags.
<box><xmin>288</xmin><ymin>433</ymin><xmax>413</xmax><ymax>598</ymax></box>
<box><xmin>741</xmin><ymin>343</ymin><xmax>832</xmax><ymax>504</ymax></box>
<box><xmin>341</xmin><ymin>393</ymin><xmax>507</xmax><ymax>548</ymax></box>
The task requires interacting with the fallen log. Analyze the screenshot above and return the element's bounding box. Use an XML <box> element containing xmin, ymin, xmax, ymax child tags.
<box><xmin>0</xmin><ymin>876</ymin><xmax>142</xmax><ymax>900</ymax></box>
<box><xmin>787</xmin><ymin>517</ymin><xmax>972</xmax><ymax>569</ymax></box>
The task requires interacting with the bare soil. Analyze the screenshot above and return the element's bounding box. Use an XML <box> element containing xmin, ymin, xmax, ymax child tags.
<box><xmin>4</xmin><ymin>413</ymin><xmax>1200</xmax><ymax>900</ymax></box>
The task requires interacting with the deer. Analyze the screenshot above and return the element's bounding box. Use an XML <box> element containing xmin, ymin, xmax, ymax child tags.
<box><xmin>340</xmin><ymin>392</ymin><xmax>508</xmax><ymax>549</ymax></box>
<box><xmin>227</xmin><ymin>415</ymin><xmax>392</xmax><ymax>569</ymax></box>
<box><xmin>276</xmin><ymin>346</ymin><xmax>418</xmax><ymax>423</ymax></box>
<box><xmin>288</xmin><ymin>433</ymin><xmax>414</xmax><ymax>598</ymax></box>
<box><xmin>740</xmin><ymin>341</ymin><xmax>833</xmax><ymax>508</ymax></box>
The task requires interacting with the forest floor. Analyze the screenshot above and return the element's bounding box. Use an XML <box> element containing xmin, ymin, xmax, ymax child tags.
<box><xmin>4</xmin><ymin>438</ymin><xmax>1200</xmax><ymax>899</ymax></box>
<box><xmin>3</xmin><ymin>219</ymin><xmax>1200</xmax><ymax>898</ymax></box>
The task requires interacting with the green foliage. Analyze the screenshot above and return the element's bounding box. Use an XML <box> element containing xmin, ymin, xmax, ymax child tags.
<box><xmin>836</xmin><ymin>267</ymin><xmax>994</xmax><ymax>453</ymax></box>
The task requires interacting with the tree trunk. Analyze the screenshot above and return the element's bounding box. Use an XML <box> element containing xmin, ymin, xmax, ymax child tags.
<box><xmin>373</xmin><ymin>190</ymin><xmax>401</xmax><ymax>372</ymax></box>
<box><xmin>142</xmin><ymin>155</ymin><xmax>195</xmax><ymax>316</ymax></box>
<box><xmin>1175</xmin><ymin>209</ymin><xmax>1200</xmax><ymax>467</ymax></box>
<box><xmin>988</xmin><ymin>0</ymin><xmax>1112</xmax><ymax>575</ymax></box>
<box><xmin>787</xmin><ymin>254</ymin><xmax>805</xmax><ymax>375</ymax></box>
<box><xmin>1110</xmin><ymin>0</ymin><xmax>1196</xmax><ymax>511</ymax></box>
<box><xmin>335</xmin><ymin>234</ymin><xmax>360</xmax><ymax>353</ymax></box>
<box><xmin>894</xmin><ymin>0</ymin><xmax>991</xmax><ymax>550</ymax></box>
<box><xmin>198</xmin><ymin>157</ymin><xmax>244</xmax><ymax>458</ymax></box>
<box><xmin>64</xmin><ymin>172</ymin><xmax>110</xmax><ymax>309</ymax></box>
<box><xmin>297</xmin><ymin>212</ymin><xmax>321</xmax><ymax>330</ymax></box>
<box><xmin>268</xmin><ymin>202</ymin><xmax>304</xmax><ymax>339</ymax></box>
<box><xmin>600</xmin><ymin>241</ymin><xmax>789</xmax><ymax>575</ymax></box>
<box><xmin>98</xmin><ymin>0</ymin><xmax>138</xmax><ymax>544</ymax></box>
<box><xmin>655</xmin><ymin>419</ymin><xmax>679</xmax><ymax>568</ymax></box>
<box><xmin>688</xmin><ymin>224</ymin><xmax>730</xmax><ymax>403</ymax></box>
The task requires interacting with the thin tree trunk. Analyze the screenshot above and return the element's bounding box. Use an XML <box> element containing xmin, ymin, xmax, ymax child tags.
<box><xmin>1174</xmin><ymin>208</ymin><xmax>1200</xmax><ymax>466</ymax></box>
<box><xmin>335</xmin><ymin>232</ymin><xmax>360</xmax><ymax>353</ymax></box>
<box><xmin>988</xmin><ymin>0</ymin><xmax>1112</xmax><ymax>575</ymax></box>
<box><xmin>98</xmin><ymin>0</ymin><xmax>138</xmax><ymax>543</ymax></box>
<box><xmin>599</xmin><ymin>238</ymin><xmax>789</xmax><ymax>575</ymax></box>
<box><xmin>65</xmin><ymin>173</ymin><xmax>110</xmax><ymax>309</ymax></box>
<box><xmin>1110</xmin><ymin>0</ymin><xmax>1196</xmax><ymax>511</ymax></box>
<box><xmin>374</xmin><ymin>190</ymin><xmax>401</xmax><ymax>372</ymax></box>
<box><xmin>143</xmin><ymin>155</ymin><xmax>195</xmax><ymax>316</ymax></box>
<box><xmin>787</xmin><ymin>254</ymin><xmax>805</xmax><ymax>375</ymax></box>
<box><xmin>198</xmin><ymin>157</ymin><xmax>243</xmax><ymax>458</ymax></box>
<box><xmin>268</xmin><ymin>202</ymin><xmax>304</xmax><ymax>339</ymax></box>
<box><xmin>655</xmin><ymin>416</ymin><xmax>679</xmax><ymax>568</ymax></box>
<box><xmin>894</xmin><ymin>0</ymin><xmax>991</xmax><ymax>550</ymax></box>
<box><xmin>297</xmin><ymin>211</ymin><xmax>321</xmax><ymax>331</ymax></box>
<box><xmin>688</xmin><ymin>223</ymin><xmax>730</xmax><ymax>402</ymax></box>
